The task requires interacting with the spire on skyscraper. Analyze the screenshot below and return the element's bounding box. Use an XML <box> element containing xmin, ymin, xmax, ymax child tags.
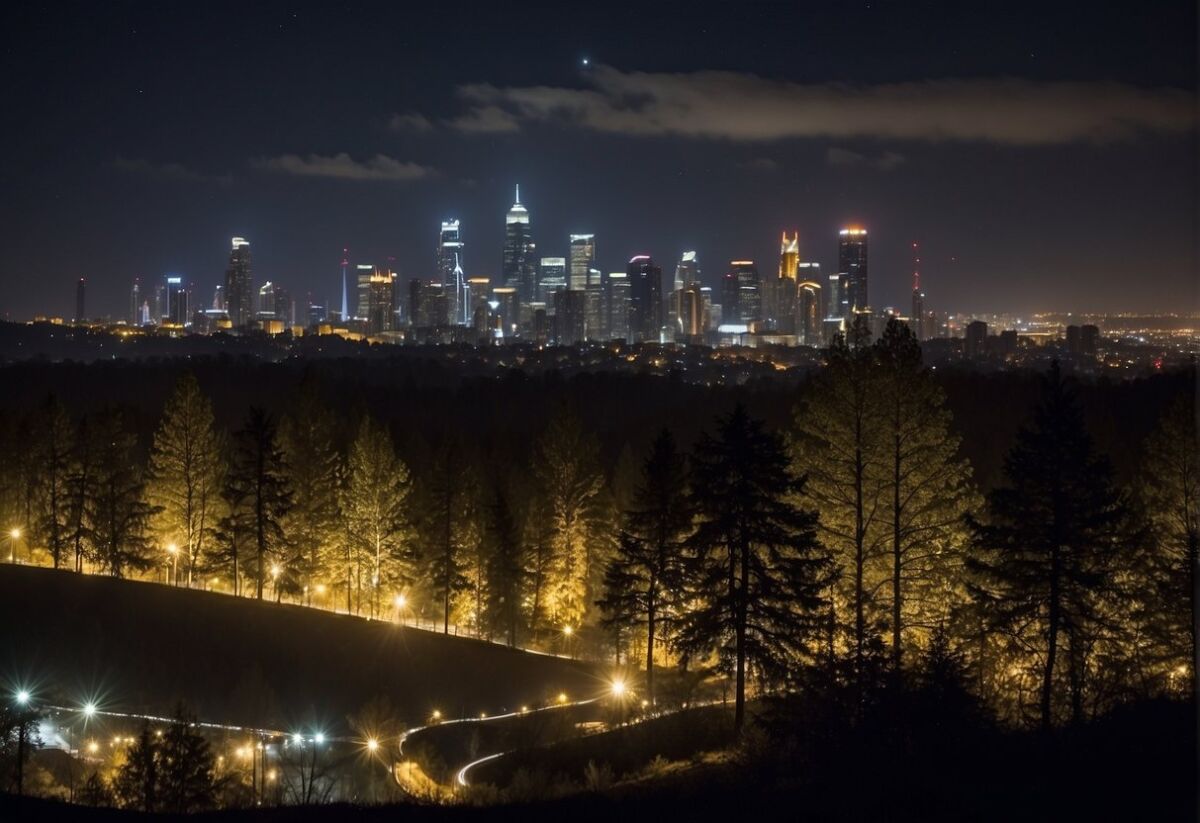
<box><xmin>340</xmin><ymin>248</ymin><xmax>349</xmax><ymax>321</ymax></box>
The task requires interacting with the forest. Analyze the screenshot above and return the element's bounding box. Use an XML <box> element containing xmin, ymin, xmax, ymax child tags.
<box><xmin>0</xmin><ymin>317</ymin><xmax>1194</xmax><ymax>739</ymax></box>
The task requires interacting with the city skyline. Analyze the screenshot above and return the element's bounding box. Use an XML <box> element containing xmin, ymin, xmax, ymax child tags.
<box><xmin>1</xmin><ymin>3</ymin><xmax>1195</xmax><ymax>322</ymax></box>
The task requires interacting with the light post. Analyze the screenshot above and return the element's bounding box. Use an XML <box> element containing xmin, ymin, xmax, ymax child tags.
<box><xmin>167</xmin><ymin>543</ymin><xmax>179</xmax><ymax>586</ymax></box>
<box><xmin>270</xmin><ymin>564</ymin><xmax>282</xmax><ymax>603</ymax></box>
<box><xmin>562</xmin><ymin>624</ymin><xmax>574</xmax><ymax>659</ymax></box>
<box><xmin>14</xmin><ymin>689</ymin><xmax>31</xmax><ymax>795</ymax></box>
<box><xmin>9</xmin><ymin>527</ymin><xmax>21</xmax><ymax>563</ymax></box>
<box><xmin>394</xmin><ymin>594</ymin><xmax>408</xmax><ymax>626</ymax></box>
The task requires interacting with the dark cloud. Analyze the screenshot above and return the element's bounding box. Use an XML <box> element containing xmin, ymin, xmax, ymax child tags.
<box><xmin>450</xmin><ymin>66</ymin><xmax>1194</xmax><ymax>145</ymax></box>
<box><xmin>112</xmin><ymin>157</ymin><xmax>233</xmax><ymax>185</ymax></box>
<box><xmin>256</xmin><ymin>153</ymin><xmax>435</xmax><ymax>182</ymax></box>
<box><xmin>737</xmin><ymin>157</ymin><xmax>780</xmax><ymax>172</ymax></box>
<box><xmin>826</xmin><ymin>147</ymin><xmax>906</xmax><ymax>170</ymax></box>
<box><xmin>388</xmin><ymin>112</ymin><xmax>435</xmax><ymax>132</ymax></box>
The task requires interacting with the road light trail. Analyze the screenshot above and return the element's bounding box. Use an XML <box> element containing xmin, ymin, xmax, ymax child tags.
<box><xmin>457</xmin><ymin>751</ymin><xmax>505</xmax><ymax>786</ymax></box>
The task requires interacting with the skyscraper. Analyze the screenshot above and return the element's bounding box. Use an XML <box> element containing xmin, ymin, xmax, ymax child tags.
<box><xmin>838</xmin><ymin>228</ymin><xmax>869</xmax><ymax>314</ymax></box>
<box><xmin>724</xmin><ymin>261</ymin><xmax>761</xmax><ymax>326</ymax></box>
<box><xmin>779</xmin><ymin>232</ymin><xmax>799</xmax><ymax>279</ymax></box>
<box><xmin>129</xmin><ymin>278</ymin><xmax>141</xmax><ymax>325</ymax></box>
<box><xmin>608</xmin><ymin>271</ymin><xmax>630</xmax><ymax>339</ymax></box>
<box><xmin>503</xmin><ymin>186</ymin><xmax>537</xmax><ymax>303</ymax></box>
<box><xmin>438</xmin><ymin>220</ymin><xmax>466</xmax><ymax>323</ymax></box>
<box><xmin>224</xmin><ymin>237</ymin><xmax>253</xmax><ymax>328</ymax></box>
<box><xmin>74</xmin><ymin>277</ymin><xmax>85</xmax><ymax>323</ymax></box>
<box><xmin>568</xmin><ymin>234</ymin><xmax>596</xmax><ymax>291</ymax></box>
<box><xmin>675</xmin><ymin>250</ymin><xmax>699</xmax><ymax>290</ymax></box>
<box><xmin>795</xmin><ymin>270</ymin><xmax>822</xmax><ymax>346</ymax></box>
<box><xmin>167</xmin><ymin>276</ymin><xmax>187</xmax><ymax>325</ymax></box>
<box><xmin>538</xmin><ymin>257</ymin><xmax>567</xmax><ymax>301</ymax></box>
<box><xmin>910</xmin><ymin>241</ymin><xmax>926</xmax><ymax>341</ymax></box>
<box><xmin>628</xmin><ymin>255</ymin><xmax>663</xmax><ymax>342</ymax></box>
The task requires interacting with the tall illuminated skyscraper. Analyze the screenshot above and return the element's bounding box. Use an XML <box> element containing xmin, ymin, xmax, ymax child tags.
<box><xmin>675</xmin><ymin>251</ymin><xmax>699</xmax><ymax>290</ymax></box>
<box><xmin>129</xmin><ymin>278</ymin><xmax>141</xmax><ymax>325</ymax></box>
<box><xmin>538</xmin><ymin>257</ymin><xmax>567</xmax><ymax>301</ymax></box>
<box><xmin>779</xmin><ymin>232</ymin><xmax>799</xmax><ymax>279</ymax></box>
<box><xmin>74</xmin><ymin>277</ymin><xmax>85</xmax><ymax>323</ymax></box>
<box><xmin>723</xmin><ymin>260</ymin><xmax>761</xmax><ymax>326</ymax></box>
<box><xmin>838</xmin><ymin>227</ymin><xmax>869</xmax><ymax>314</ymax></box>
<box><xmin>568</xmin><ymin>234</ymin><xmax>596</xmax><ymax>291</ymax></box>
<box><xmin>339</xmin><ymin>248</ymin><xmax>349</xmax><ymax>321</ymax></box>
<box><xmin>438</xmin><ymin>219</ymin><xmax>467</xmax><ymax>323</ymax></box>
<box><xmin>224</xmin><ymin>237</ymin><xmax>253</xmax><ymax>328</ymax></box>
<box><xmin>910</xmin><ymin>241</ymin><xmax>926</xmax><ymax>341</ymax></box>
<box><xmin>628</xmin><ymin>255</ymin><xmax>663</xmax><ymax>342</ymax></box>
<box><xmin>796</xmin><ymin>264</ymin><xmax>822</xmax><ymax>346</ymax></box>
<box><xmin>503</xmin><ymin>186</ymin><xmax>536</xmax><ymax>303</ymax></box>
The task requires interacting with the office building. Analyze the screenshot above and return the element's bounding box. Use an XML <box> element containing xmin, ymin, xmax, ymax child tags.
<box><xmin>964</xmin><ymin>320</ymin><xmax>988</xmax><ymax>359</ymax></box>
<box><xmin>502</xmin><ymin>186</ymin><xmax>537</xmax><ymax>303</ymax></box>
<box><xmin>224</xmin><ymin>237</ymin><xmax>253</xmax><ymax>329</ymax></box>
<box><xmin>608</xmin><ymin>271</ymin><xmax>630</xmax><ymax>339</ymax></box>
<box><xmin>74</xmin><ymin>277</ymin><xmax>85</xmax><ymax>323</ymax></box>
<box><xmin>569</xmin><ymin>234</ymin><xmax>596</xmax><ymax>291</ymax></box>
<box><xmin>838</xmin><ymin>228</ymin><xmax>868</xmax><ymax>314</ymax></box>
<box><xmin>538</xmin><ymin>257</ymin><xmax>567</xmax><ymax>301</ymax></box>
<box><xmin>796</xmin><ymin>275</ymin><xmax>822</xmax><ymax>346</ymax></box>
<box><xmin>553</xmin><ymin>288</ymin><xmax>586</xmax><ymax>345</ymax></box>
<box><xmin>628</xmin><ymin>255</ymin><xmax>663</xmax><ymax>342</ymax></box>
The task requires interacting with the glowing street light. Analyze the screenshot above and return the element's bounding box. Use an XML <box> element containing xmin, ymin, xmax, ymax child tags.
<box><xmin>166</xmin><ymin>543</ymin><xmax>179</xmax><ymax>585</ymax></box>
<box><xmin>313</xmin><ymin>732</ymin><xmax>325</xmax><ymax>745</ymax></box>
<box><xmin>367</xmin><ymin>738</ymin><xmax>379</xmax><ymax>753</ymax></box>
<box><xmin>82</xmin><ymin>702</ymin><xmax>97</xmax><ymax>719</ymax></box>
<box><xmin>8</xmin><ymin>527</ymin><xmax>20</xmax><ymax>563</ymax></box>
<box><xmin>15</xmin><ymin>689</ymin><xmax>30</xmax><ymax>706</ymax></box>
<box><xmin>610</xmin><ymin>679</ymin><xmax>627</xmax><ymax>698</ymax></box>
<box><xmin>430</xmin><ymin>709</ymin><xmax>442</xmax><ymax>722</ymax></box>
<box><xmin>562</xmin><ymin>625</ymin><xmax>573</xmax><ymax>636</ymax></box>
<box><xmin>557</xmin><ymin>692</ymin><xmax>568</xmax><ymax>705</ymax></box>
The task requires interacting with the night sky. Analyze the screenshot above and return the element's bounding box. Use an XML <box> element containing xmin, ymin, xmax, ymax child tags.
<box><xmin>2</xmin><ymin>1</ymin><xmax>1196</xmax><ymax>321</ymax></box>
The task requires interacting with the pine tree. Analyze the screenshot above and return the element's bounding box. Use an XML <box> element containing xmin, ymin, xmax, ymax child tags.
<box><xmin>794</xmin><ymin>314</ymin><xmax>889</xmax><ymax>682</ymax></box>
<box><xmin>30</xmin><ymin>394</ymin><xmax>74</xmax><ymax>569</ymax></box>
<box><xmin>146</xmin><ymin>374</ymin><xmax>224</xmax><ymax>586</ymax></box>
<box><xmin>114</xmin><ymin>724</ymin><xmax>159</xmax><ymax>812</ymax></box>
<box><xmin>280</xmin><ymin>374</ymin><xmax>342</xmax><ymax>600</ymax></box>
<box><xmin>680</xmin><ymin>405</ymin><xmax>832</xmax><ymax>736</ymax></box>
<box><xmin>417</xmin><ymin>437</ymin><xmax>472</xmax><ymax>633</ymax></box>
<box><xmin>598</xmin><ymin>429</ymin><xmax>690</xmax><ymax>706</ymax></box>
<box><xmin>532</xmin><ymin>410</ymin><xmax>605</xmax><ymax>628</ymax></box>
<box><xmin>225</xmin><ymin>408</ymin><xmax>292</xmax><ymax>601</ymax></box>
<box><xmin>1137</xmin><ymin>394</ymin><xmax>1199</xmax><ymax>688</ymax></box>
<box><xmin>85</xmin><ymin>410</ymin><xmax>159</xmax><ymax>578</ymax></box>
<box><xmin>66</xmin><ymin>415</ymin><xmax>97</xmax><ymax>573</ymax></box>
<box><xmin>484</xmin><ymin>476</ymin><xmax>526</xmax><ymax>647</ymax></box>
<box><xmin>158</xmin><ymin>707</ymin><xmax>217</xmax><ymax>814</ymax></box>
<box><xmin>343</xmin><ymin>416</ymin><xmax>411</xmax><ymax>618</ymax></box>
<box><xmin>968</xmin><ymin>362</ymin><xmax>1131</xmax><ymax>728</ymax></box>
<box><xmin>873</xmin><ymin>318</ymin><xmax>977</xmax><ymax>669</ymax></box>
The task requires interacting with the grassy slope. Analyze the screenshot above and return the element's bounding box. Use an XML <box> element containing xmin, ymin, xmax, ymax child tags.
<box><xmin>0</xmin><ymin>565</ymin><xmax>596</xmax><ymax>731</ymax></box>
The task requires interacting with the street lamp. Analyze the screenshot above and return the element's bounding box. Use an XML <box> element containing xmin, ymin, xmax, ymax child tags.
<box><xmin>9</xmin><ymin>527</ymin><xmax>20</xmax><ymax>563</ymax></box>
<box><xmin>394</xmin><ymin>594</ymin><xmax>408</xmax><ymax>625</ymax></box>
<box><xmin>167</xmin><ymin>543</ymin><xmax>178</xmax><ymax>586</ymax></box>
<box><xmin>83</xmin><ymin>702</ymin><xmax>96</xmax><ymax>719</ymax></box>
<box><xmin>562</xmin><ymin>624</ymin><xmax>574</xmax><ymax>659</ymax></box>
<box><xmin>610</xmin><ymin>679</ymin><xmax>626</xmax><ymax>698</ymax></box>
<box><xmin>270</xmin><ymin>564</ymin><xmax>282</xmax><ymax>603</ymax></box>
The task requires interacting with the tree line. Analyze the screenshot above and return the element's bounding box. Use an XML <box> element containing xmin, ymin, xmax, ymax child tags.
<box><xmin>1</xmin><ymin>317</ymin><xmax>1194</xmax><ymax>732</ymax></box>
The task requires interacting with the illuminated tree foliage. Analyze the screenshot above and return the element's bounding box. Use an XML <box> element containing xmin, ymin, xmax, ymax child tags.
<box><xmin>224</xmin><ymin>408</ymin><xmax>292</xmax><ymax>600</ymax></box>
<box><xmin>415</xmin><ymin>437</ymin><xmax>473</xmax><ymax>633</ymax></box>
<box><xmin>84</xmin><ymin>410</ymin><xmax>160</xmax><ymax>578</ymax></box>
<box><xmin>793</xmin><ymin>315</ymin><xmax>889</xmax><ymax>681</ymax></box>
<box><xmin>146</xmin><ymin>374</ymin><xmax>224</xmax><ymax>586</ymax></box>
<box><xmin>679</xmin><ymin>405</ymin><xmax>832</xmax><ymax>736</ymax></box>
<box><xmin>483</xmin><ymin>475</ymin><xmax>527</xmax><ymax>647</ymax></box>
<box><xmin>157</xmin><ymin>708</ymin><xmax>218</xmax><ymax>813</ymax></box>
<box><xmin>598</xmin><ymin>429</ymin><xmax>691</xmax><ymax>706</ymax></box>
<box><xmin>872</xmin><ymin>318</ymin><xmax>977</xmax><ymax>669</ymax></box>
<box><xmin>279</xmin><ymin>374</ymin><xmax>342</xmax><ymax>599</ymax></box>
<box><xmin>532</xmin><ymin>410</ymin><xmax>606</xmax><ymax>629</ymax></box>
<box><xmin>1136</xmin><ymin>394</ymin><xmax>1199</xmax><ymax>690</ymax></box>
<box><xmin>968</xmin><ymin>363</ymin><xmax>1133</xmax><ymax>728</ymax></box>
<box><xmin>343</xmin><ymin>415</ymin><xmax>412</xmax><ymax>618</ymax></box>
<box><xmin>30</xmin><ymin>394</ymin><xmax>74</xmax><ymax>569</ymax></box>
<box><xmin>113</xmin><ymin>724</ymin><xmax>159</xmax><ymax>812</ymax></box>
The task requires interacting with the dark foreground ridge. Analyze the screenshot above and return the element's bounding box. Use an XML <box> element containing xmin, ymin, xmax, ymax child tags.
<box><xmin>0</xmin><ymin>565</ymin><xmax>595</xmax><ymax>731</ymax></box>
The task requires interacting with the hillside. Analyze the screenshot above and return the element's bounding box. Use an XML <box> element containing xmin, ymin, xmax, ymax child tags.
<box><xmin>0</xmin><ymin>566</ymin><xmax>596</xmax><ymax>732</ymax></box>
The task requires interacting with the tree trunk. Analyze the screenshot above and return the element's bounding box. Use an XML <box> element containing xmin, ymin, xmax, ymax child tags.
<box><xmin>892</xmin><ymin>423</ymin><xmax>902</xmax><ymax>672</ymax></box>
<box><xmin>646</xmin><ymin>580</ymin><xmax>656</xmax><ymax>707</ymax></box>
<box><xmin>733</xmin><ymin>539</ymin><xmax>749</xmax><ymax>737</ymax></box>
<box><xmin>1041</xmin><ymin>545</ymin><xmax>1061</xmax><ymax>730</ymax></box>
